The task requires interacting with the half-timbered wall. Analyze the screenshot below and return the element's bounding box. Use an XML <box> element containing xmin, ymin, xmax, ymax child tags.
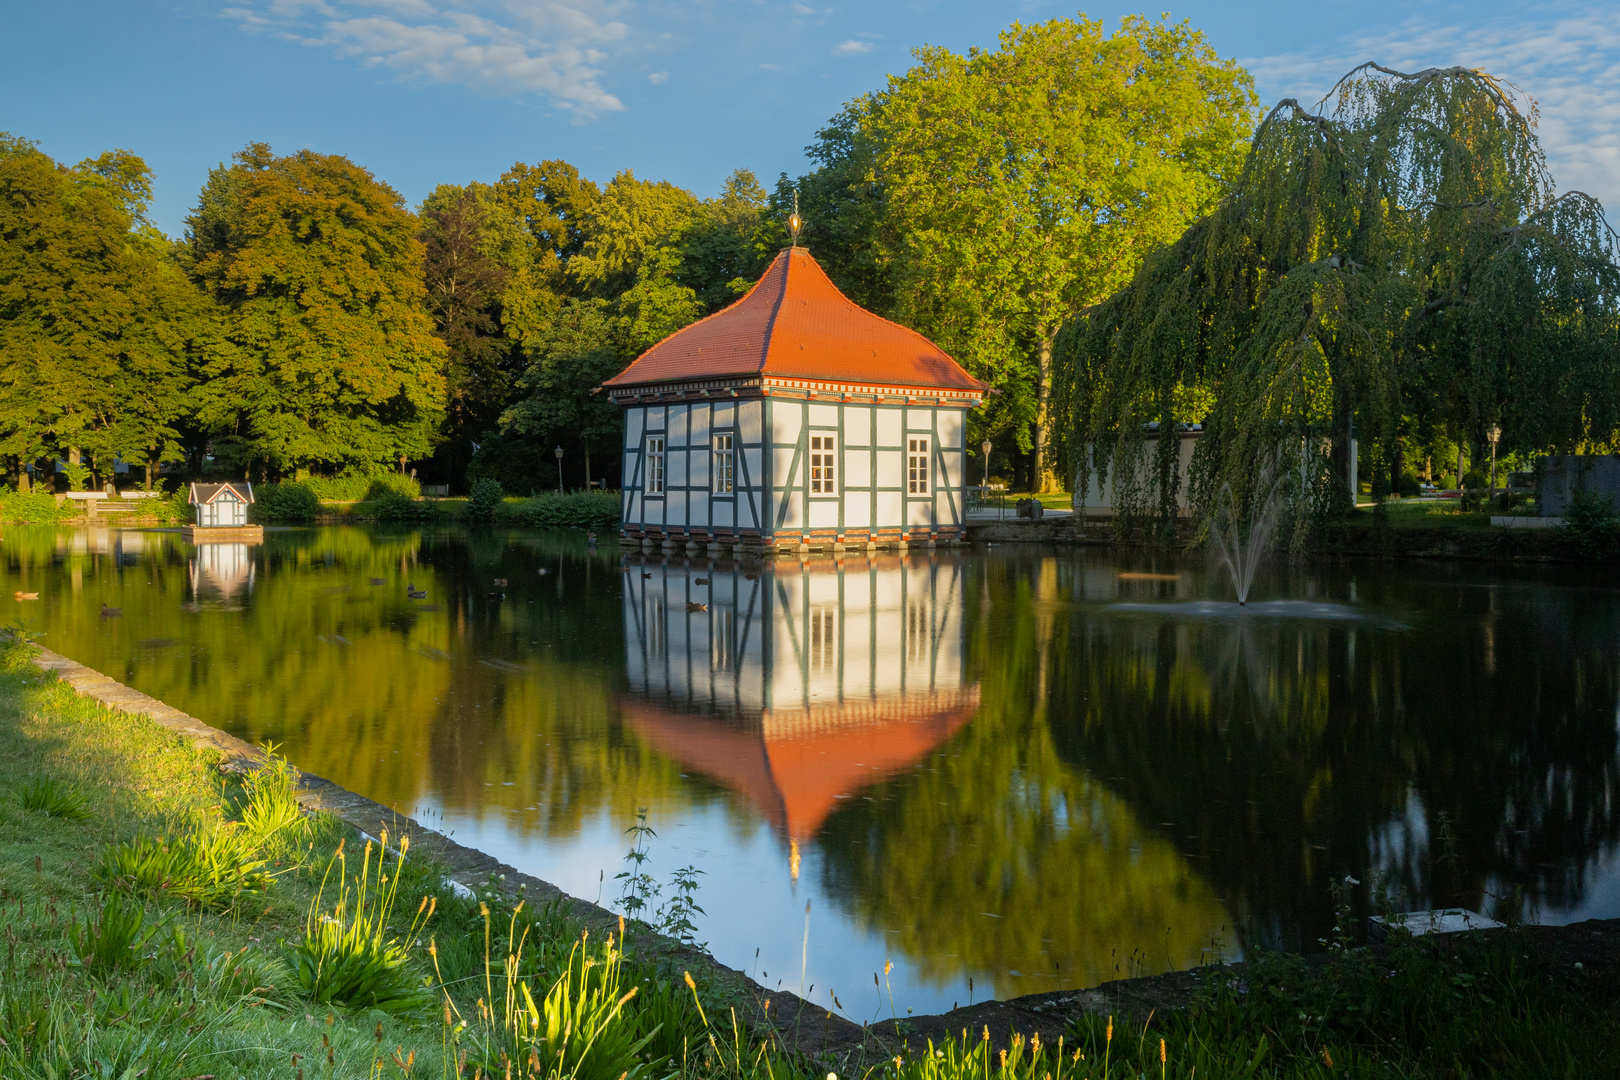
<box><xmin>620</xmin><ymin>397</ymin><xmax>967</xmax><ymax>537</ymax></box>
<box><xmin>620</xmin><ymin>400</ymin><xmax>768</xmax><ymax>533</ymax></box>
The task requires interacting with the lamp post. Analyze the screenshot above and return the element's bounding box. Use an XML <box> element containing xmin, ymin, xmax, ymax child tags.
<box><xmin>554</xmin><ymin>446</ymin><xmax>564</xmax><ymax>495</ymax></box>
<box><xmin>980</xmin><ymin>437</ymin><xmax>993</xmax><ymax>487</ymax></box>
<box><xmin>1487</xmin><ymin>424</ymin><xmax>1502</xmax><ymax>503</ymax></box>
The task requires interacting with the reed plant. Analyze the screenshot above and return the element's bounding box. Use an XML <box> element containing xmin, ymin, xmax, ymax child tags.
<box><xmin>67</xmin><ymin>890</ymin><xmax>169</xmax><ymax>973</ymax></box>
<box><xmin>98</xmin><ymin>821</ymin><xmax>272</xmax><ymax>909</ymax></box>
<box><xmin>15</xmin><ymin>775</ymin><xmax>90</xmax><ymax>820</ymax></box>
<box><xmin>456</xmin><ymin>904</ymin><xmax>656</xmax><ymax>1080</ymax></box>
<box><xmin>290</xmin><ymin>831</ymin><xmax>436</xmax><ymax>1014</ymax></box>
<box><xmin>235</xmin><ymin>743</ymin><xmax>308</xmax><ymax>856</ymax></box>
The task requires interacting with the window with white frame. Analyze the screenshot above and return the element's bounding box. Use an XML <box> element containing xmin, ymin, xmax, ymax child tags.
<box><xmin>907</xmin><ymin>436</ymin><xmax>930</xmax><ymax>494</ymax></box>
<box><xmin>712</xmin><ymin>433</ymin><xmax>734</xmax><ymax>494</ymax></box>
<box><xmin>645</xmin><ymin>436</ymin><xmax>665</xmax><ymax>494</ymax></box>
<box><xmin>809</xmin><ymin>434</ymin><xmax>837</xmax><ymax>494</ymax></box>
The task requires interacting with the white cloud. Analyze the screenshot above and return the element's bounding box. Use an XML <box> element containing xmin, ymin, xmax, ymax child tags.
<box><xmin>647</xmin><ymin>70</ymin><xmax>668</xmax><ymax>84</ymax></box>
<box><xmin>833</xmin><ymin>39</ymin><xmax>872</xmax><ymax>57</ymax></box>
<box><xmin>1244</xmin><ymin>8</ymin><xmax>1620</xmax><ymax>216</ymax></box>
<box><xmin>226</xmin><ymin>0</ymin><xmax>630</xmax><ymax>117</ymax></box>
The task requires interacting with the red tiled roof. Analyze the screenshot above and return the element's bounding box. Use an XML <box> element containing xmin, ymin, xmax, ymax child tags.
<box><xmin>603</xmin><ymin>247</ymin><xmax>987</xmax><ymax>392</ymax></box>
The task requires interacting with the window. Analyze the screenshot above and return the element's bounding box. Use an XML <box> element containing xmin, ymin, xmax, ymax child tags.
<box><xmin>712</xmin><ymin>433</ymin><xmax>734</xmax><ymax>494</ymax></box>
<box><xmin>810</xmin><ymin>434</ymin><xmax>837</xmax><ymax>494</ymax></box>
<box><xmin>808</xmin><ymin>606</ymin><xmax>837</xmax><ymax>673</ymax></box>
<box><xmin>645</xmin><ymin>436</ymin><xmax>665</xmax><ymax>494</ymax></box>
<box><xmin>907</xmin><ymin>436</ymin><xmax>930</xmax><ymax>494</ymax></box>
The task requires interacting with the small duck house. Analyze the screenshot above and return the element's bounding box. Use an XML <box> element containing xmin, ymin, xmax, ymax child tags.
<box><xmin>184</xmin><ymin>481</ymin><xmax>262</xmax><ymax>543</ymax></box>
<box><xmin>603</xmin><ymin>247</ymin><xmax>987</xmax><ymax>553</ymax></box>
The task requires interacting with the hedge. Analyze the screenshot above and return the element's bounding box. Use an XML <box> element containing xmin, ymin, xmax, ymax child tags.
<box><xmin>499</xmin><ymin>490</ymin><xmax>620</xmax><ymax>530</ymax></box>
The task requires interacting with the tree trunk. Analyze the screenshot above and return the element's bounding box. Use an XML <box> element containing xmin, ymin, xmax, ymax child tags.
<box><xmin>17</xmin><ymin>458</ymin><xmax>29</xmax><ymax>494</ymax></box>
<box><xmin>583</xmin><ymin>441</ymin><xmax>591</xmax><ymax>491</ymax></box>
<box><xmin>144</xmin><ymin>457</ymin><xmax>154</xmax><ymax>492</ymax></box>
<box><xmin>1455</xmin><ymin>441</ymin><xmax>1464</xmax><ymax>488</ymax></box>
<box><xmin>1031</xmin><ymin>334</ymin><xmax>1055</xmax><ymax>493</ymax></box>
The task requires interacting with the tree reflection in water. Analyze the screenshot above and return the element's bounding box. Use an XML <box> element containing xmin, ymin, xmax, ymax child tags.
<box><xmin>5</xmin><ymin>529</ymin><xmax>1619</xmax><ymax>1006</ymax></box>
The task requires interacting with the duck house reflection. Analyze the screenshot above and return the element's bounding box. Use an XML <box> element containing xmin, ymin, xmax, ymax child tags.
<box><xmin>621</xmin><ymin>555</ymin><xmax>980</xmax><ymax>848</ymax></box>
<box><xmin>188</xmin><ymin>543</ymin><xmax>256</xmax><ymax>603</ymax></box>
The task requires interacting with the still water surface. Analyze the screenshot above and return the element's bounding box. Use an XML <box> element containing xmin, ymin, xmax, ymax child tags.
<box><xmin>5</xmin><ymin>525</ymin><xmax>1620</xmax><ymax>1015</ymax></box>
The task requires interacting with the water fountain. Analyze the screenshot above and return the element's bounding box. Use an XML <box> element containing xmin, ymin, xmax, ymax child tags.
<box><xmin>1211</xmin><ymin>482</ymin><xmax>1279</xmax><ymax>606</ymax></box>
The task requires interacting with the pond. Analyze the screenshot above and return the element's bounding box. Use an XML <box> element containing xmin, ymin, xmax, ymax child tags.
<box><xmin>5</xmin><ymin>524</ymin><xmax>1619</xmax><ymax>1015</ymax></box>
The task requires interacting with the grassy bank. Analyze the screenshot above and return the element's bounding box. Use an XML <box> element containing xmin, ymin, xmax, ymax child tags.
<box><xmin>3</xmin><ymin>630</ymin><xmax>1617</xmax><ymax>1078</ymax></box>
<box><xmin>0</xmin><ymin>630</ymin><xmax>792</xmax><ymax>1079</ymax></box>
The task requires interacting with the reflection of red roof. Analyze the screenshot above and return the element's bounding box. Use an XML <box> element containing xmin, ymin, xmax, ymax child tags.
<box><xmin>603</xmin><ymin>248</ymin><xmax>987</xmax><ymax>392</ymax></box>
<box><xmin>620</xmin><ymin>688</ymin><xmax>981</xmax><ymax>839</ymax></box>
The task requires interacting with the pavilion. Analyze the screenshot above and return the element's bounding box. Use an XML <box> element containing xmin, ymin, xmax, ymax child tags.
<box><xmin>603</xmin><ymin>247</ymin><xmax>987</xmax><ymax>554</ymax></box>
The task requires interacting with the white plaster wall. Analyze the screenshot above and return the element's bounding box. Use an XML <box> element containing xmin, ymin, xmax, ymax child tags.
<box><xmin>877</xmin><ymin>408</ymin><xmax>902</xmax><ymax>447</ymax></box>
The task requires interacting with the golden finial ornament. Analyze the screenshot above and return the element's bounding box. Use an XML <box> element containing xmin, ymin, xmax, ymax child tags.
<box><xmin>789</xmin><ymin>836</ymin><xmax>801</xmax><ymax>880</ymax></box>
<box><xmin>789</xmin><ymin>189</ymin><xmax>802</xmax><ymax>246</ymax></box>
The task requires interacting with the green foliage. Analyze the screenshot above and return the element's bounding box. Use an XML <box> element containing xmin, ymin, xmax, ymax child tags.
<box><xmin>501</xmin><ymin>300</ymin><xmax>625</xmax><ymax>483</ymax></box>
<box><xmin>236</xmin><ymin>747</ymin><xmax>308</xmax><ymax>857</ymax></box>
<box><xmin>183</xmin><ymin>142</ymin><xmax>448</xmax><ymax>475</ymax></box>
<box><xmin>1062</xmin><ymin>63</ymin><xmax>1620</xmax><ymax>539</ymax></box>
<box><xmin>1065</xmin><ymin>934</ymin><xmax>1620</xmax><ymax>1078</ymax></box>
<box><xmin>466</xmin><ymin>477</ymin><xmax>505</xmax><ymax>523</ymax></box>
<box><xmin>464</xmin><ymin>919</ymin><xmax>657</xmax><ymax>1080</ymax></box>
<box><xmin>251</xmin><ymin>482</ymin><xmax>320</xmax><ymax>523</ymax></box>
<box><xmin>501</xmin><ymin>491</ymin><xmax>620</xmax><ymax>530</ymax></box>
<box><xmin>0</xmin><ymin>490</ymin><xmax>68</xmax><ymax>524</ymax></box>
<box><xmin>99</xmin><ymin>824</ymin><xmax>272</xmax><ymax>909</ymax></box>
<box><xmin>16</xmin><ymin>775</ymin><xmax>90</xmax><ymax>820</ymax></box>
<box><xmin>855</xmin><ymin>17</ymin><xmax>1255</xmax><ymax>486</ymax></box>
<box><xmin>369</xmin><ymin>492</ymin><xmax>444</xmax><ymax>523</ymax></box>
<box><xmin>68</xmin><ymin>891</ymin><xmax>168</xmax><ymax>973</ymax></box>
<box><xmin>0</xmin><ymin>135</ymin><xmax>196</xmax><ymax>480</ymax></box>
<box><xmin>303</xmin><ymin>472</ymin><xmax>422</xmax><ymax>501</ymax></box>
<box><xmin>1560</xmin><ymin>488</ymin><xmax>1619</xmax><ymax>558</ymax></box>
<box><xmin>289</xmin><ymin>832</ymin><xmax>436</xmax><ymax>1014</ymax></box>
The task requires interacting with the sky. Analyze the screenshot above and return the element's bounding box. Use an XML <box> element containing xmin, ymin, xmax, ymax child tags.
<box><xmin>3</xmin><ymin>0</ymin><xmax>1617</xmax><ymax>238</ymax></box>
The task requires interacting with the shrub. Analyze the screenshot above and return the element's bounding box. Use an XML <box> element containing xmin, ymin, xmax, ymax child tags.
<box><xmin>0</xmin><ymin>490</ymin><xmax>69</xmax><ymax>525</ymax></box>
<box><xmin>69</xmin><ymin>891</ymin><xmax>167</xmax><ymax>973</ymax></box>
<box><xmin>1560</xmin><ymin>487</ymin><xmax>1619</xmax><ymax>559</ymax></box>
<box><xmin>236</xmin><ymin>747</ymin><xmax>307</xmax><ymax>856</ymax></box>
<box><xmin>289</xmin><ymin>831</ymin><xmax>435</xmax><ymax>1014</ymax></box>
<box><xmin>501</xmin><ymin>490</ymin><xmax>621</xmax><ymax>531</ymax></box>
<box><xmin>369</xmin><ymin>492</ymin><xmax>442</xmax><ymax>523</ymax></box>
<box><xmin>152</xmin><ymin>486</ymin><xmax>192</xmax><ymax>525</ymax></box>
<box><xmin>466</xmin><ymin>478</ymin><xmax>504</xmax><ymax>523</ymax></box>
<box><xmin>303</xmin><ymin>472</ymin><xmax>420</xmax><ymax>501</ymax></box>
<box><xmin>252</xmin><ymin>483</ymin><xmax>320</xmax><ymax>523</ymax></box>
<box><xmin>16</xmin><ymin>776</ymin><xmax>90</xmax><ymax>821</ymax></box>
<box><xmin>99</xmin><ymin>824</ymin><xmax>271</xmax><ymax>909</ymax></box>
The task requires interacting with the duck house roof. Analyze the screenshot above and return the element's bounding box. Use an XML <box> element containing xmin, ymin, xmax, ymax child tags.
<box><xmin>188</xmin><ymin>481</ymin><xmax>255</xmax><ymax>505</ymax></box>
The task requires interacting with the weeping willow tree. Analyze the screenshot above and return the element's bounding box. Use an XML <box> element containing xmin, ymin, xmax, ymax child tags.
<box><xmin>1054</xmin><ymin>62</ymin><xmax>1620</xmax><ymax>540</ymax></box>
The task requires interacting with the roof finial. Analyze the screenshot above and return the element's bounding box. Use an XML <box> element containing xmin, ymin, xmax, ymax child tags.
<box><xmin>788</xmin><ymin>188</ymin><xmax>802</xmax><ymax>246</ymax></box>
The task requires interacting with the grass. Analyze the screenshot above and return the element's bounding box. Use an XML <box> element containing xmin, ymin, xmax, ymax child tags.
<box><xmin>1</xmin><ymin>628</ymin><xmax>1616</xmax><ymax>1078</ymax></box>
<box><xmin>0</xmin><ymin>631</ymin><xmax>803</xmax><ymax>1079</ymax></box>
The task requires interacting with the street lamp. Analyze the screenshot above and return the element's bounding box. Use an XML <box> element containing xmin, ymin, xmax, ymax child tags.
<box><xmin>980</xmin><ymin>437</ymin><xmax>993</xmax><ymax>487</ymax></box>
<box><xmin>1487</xmin><ymin>424</ymin><xmax>1502</xmax><ymax>503</ymax></box>
<box><xmin>554</xmin><ymin>446</ymin><xmax>564</xmax><ymax>495</ymax></box>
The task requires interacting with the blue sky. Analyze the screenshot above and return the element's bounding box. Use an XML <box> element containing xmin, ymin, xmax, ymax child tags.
<box><xmin>4</xmin><ymin>1</ymin><xmax>1616</xmax><ymax>237</ymax></box>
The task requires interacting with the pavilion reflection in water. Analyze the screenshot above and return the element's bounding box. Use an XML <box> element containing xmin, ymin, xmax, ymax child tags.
<box><xmin>621</xmin><ymin>555</ymin><xmax>979</xmax><ymax>850</ymax></box>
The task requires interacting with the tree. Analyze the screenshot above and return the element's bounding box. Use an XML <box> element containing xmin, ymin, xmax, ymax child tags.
<box><xmin>0</xmin><ymin>135</ymin><xmax>197</xmax><ymax>490</ymax></box>
<box><xmin>183</xmin><ymin>143</ymin><xmax>446</xmax><ymax>477</ymax></box>
<box><xmin>569</xmin><ymin>170</ymin><xmax>699</xmax><ymax>298</ymax></box>
<box><xmin>419</xmin><ymin>183</ymin><xmax>514</xmax><ymax>487</ymax></box>
<box><xmin>676</xmin><ymin>168</ymin><xmax>775</xmax><ymax>312</ymax></box>
<box><xmin>500</xmin><ymin>300</ymin><xmax>625</xmax><ymax>488</ymax></box>
<box><xmin>789</xmin><ymin>103</ymin><xmax>894</xmax><ymax>315</ymax></box>
<box><xmin>1058</xmin><ymin>63</ymin><xmax>1620</xmax><ymax>536</ymax></box>
<box><xmin>865</xmin><ymin>17</ymin><xmax>1255</xmax><ymax>490</ymax></box>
